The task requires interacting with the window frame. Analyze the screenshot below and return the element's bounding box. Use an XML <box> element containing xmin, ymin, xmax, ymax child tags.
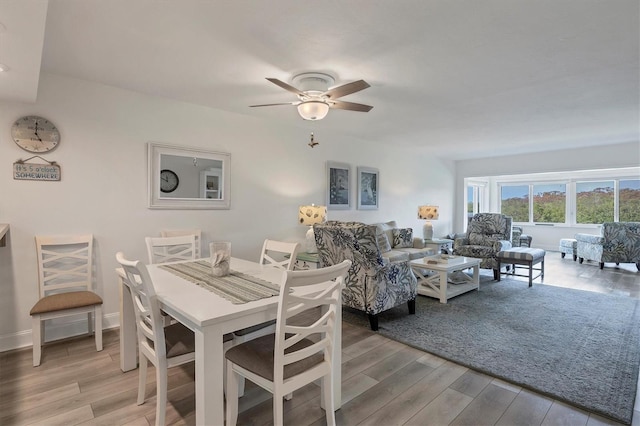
<box><xmin>464</xmin><ymin>179</ymin><xmax>487</xmax><ymax>231</ymax></box>
<box><xmin>492</xmin><ymin>169</ymin><xmax>639</xmax><ymax>227</ymax></box>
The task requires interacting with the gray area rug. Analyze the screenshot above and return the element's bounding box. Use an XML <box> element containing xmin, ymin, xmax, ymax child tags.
<box><xmin>342</xmin><ymin>278</ymin><xmax>640</xmax><ymax>424</ymax></box>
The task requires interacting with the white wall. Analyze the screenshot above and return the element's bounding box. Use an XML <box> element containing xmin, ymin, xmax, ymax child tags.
<box><xmin>0</xmin><ymin>73</ymin><xmax>455</xmax><ymax>351</ymax></box>
<box><xmin>455</xmin><ymin>141</ymin><xmax>640</xmax><ymax>250</ymax></box>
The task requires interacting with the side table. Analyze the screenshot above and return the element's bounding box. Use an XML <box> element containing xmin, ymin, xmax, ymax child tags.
<box><xmin>293</xmin><ymin>252</ymin><xmax>320</xmax><ymax>270</ymax></box>
<box><xmin>424</xmin><ymin>238</ymin><xmax>454</xmax><ymax>254</ymax></box>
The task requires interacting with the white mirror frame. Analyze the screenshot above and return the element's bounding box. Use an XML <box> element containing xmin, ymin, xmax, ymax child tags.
<box><xmin>148</xmin><ymin>142</ymin><xmax>231</xmax><ymax>210</ymax></box>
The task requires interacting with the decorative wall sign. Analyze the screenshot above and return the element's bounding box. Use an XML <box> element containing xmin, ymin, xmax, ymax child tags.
<box><xmin>13</xmin><ymin>156</ymin><xmax>61</xmax><ymax>181</ymax></box>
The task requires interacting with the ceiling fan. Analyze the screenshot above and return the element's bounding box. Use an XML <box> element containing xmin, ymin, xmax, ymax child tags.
<box><xmin>250</xmin><ymin>72</ymin><xmax>373</xmax><ymax>121</ymax></box>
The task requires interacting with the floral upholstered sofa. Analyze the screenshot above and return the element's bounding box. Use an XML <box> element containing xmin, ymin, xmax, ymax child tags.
<box><xmin>575</xmin><ymin>222</ymin><xmax>640</xmax><ymax>270</ymax></box>
<box><xmin>452</xmin><ymin>213</ymin><xmax>513</xmax><ymax>280</ymax></box>
<box><xmin>313</xmin><ymin>221</ymin><xmax>417</xmax><ymax>331</ymax></box>
<box><xmin>372</xmin><ymin>220</ymin><xmax>434</xmax><ymax>263</ymax></box>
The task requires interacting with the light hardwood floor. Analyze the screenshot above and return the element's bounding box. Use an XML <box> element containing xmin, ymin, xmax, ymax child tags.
<box><xmin>1</xmin><ymin>252</ymin><xmax>638</xmax><ymax>425</ymax></box>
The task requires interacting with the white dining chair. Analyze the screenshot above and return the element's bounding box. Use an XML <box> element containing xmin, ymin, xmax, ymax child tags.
<box><xmin>232</xmin><ymin>240</ymin><xmax>301</xmax><ymax>344</ymax></box>
<box><xmin>223</xmin><ymin>240</ymin><xmax>302</xmax><ymax>397</ymax></box>
<box><xmin>160</xmin><ymin>229</ymin><xmax>202</xmax><ymax>258</ymax></box>
<box><xmin>145</xmin><ymin>235</ymin><xmax>197</xmax><ymax>327</ymax></box>
<box><xmin>225</xmin><ymin>259</ymin><xmax>351</xmax><ymax>426</ymax></box>
<box><xmin>259</xmin><ymin>239</ymin><xmax>301</xmax><ymax>270</ymax></box>
<box><xmin>116</xmin><ymin>252</ymin><xmax>198</xmax><ymax>426</ymax></box>
<box><xmin>30</xmin><ymin>234</ymin><xmax>103</xmax><ymax>367</ymax></box>
<box><xmin>145</xmin><ymin>235</ymin><xmax>197</xmax><ymax>264</ymax></box>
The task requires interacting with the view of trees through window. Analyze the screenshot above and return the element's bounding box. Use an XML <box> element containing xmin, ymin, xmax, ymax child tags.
<box><xmin>619</xmin><ymin>179</ymin><xmax>640</xmax><ymax>222</ymax></box>
<box><xmin>467</xmin><ymin>185</ymin><xmax>482</xmax><ymax>222</ymax></box>
<box><xmin>533</xmin><ymin>184</ymin><xmax>566</xmax><ymax>223</ymax></box>
<box><xmin>576</xmin><ymin>181</ymin><xmax>614</xmax><ymax>223</ymax></box>
<box><xmin>501</xmin><ymin>185</ymin><xmax>528</xmax><ymax>222</ymax></box>
<box><xmin>500</xmin><ymin>178</ymin><xmax>640</xmax><ymax>224</ymax></box>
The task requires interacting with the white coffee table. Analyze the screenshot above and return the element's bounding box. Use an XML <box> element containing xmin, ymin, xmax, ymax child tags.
<box><xmin>410</xmin><ymin>255</ymin><xmax>481</xmax><ymax>303</ymax></box>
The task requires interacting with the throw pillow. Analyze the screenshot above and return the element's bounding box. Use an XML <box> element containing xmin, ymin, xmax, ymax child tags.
<box><xmin>392</xmin><ymin>228</ymin><xmax>413</xmax><ymax>248</ymax></box>
<box><xmin>376</xmin><ymin>225</ymin><xmax>392</xmax><ymax>252</ymax></box>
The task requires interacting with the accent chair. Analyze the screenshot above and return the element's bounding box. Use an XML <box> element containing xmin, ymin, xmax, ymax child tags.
<box><xmin>453</xmin><ymin>213</ymin><xmax>513</xmax><ymax>280</ymax></box>
<box><xmin>575</xmin><ymin>222</ymin><xmax>640</xmax><ymax>270</ymax></box>
<box><xmin>313</xmin><ymin>221</ymin><xmax>417</xmax><ymax>331</ymax></box>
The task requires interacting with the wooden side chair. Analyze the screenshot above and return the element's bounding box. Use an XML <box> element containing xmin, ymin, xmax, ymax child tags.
<box><xmin>225</xmin><ymin>259</ymin><xmax>351</xmax><ymax>426</ymax></box>
<box><xmin>145</xmin><ymin>235</ymin><xmax>197</xmax><ymax>264</ymax></box>
<box><xmin>116</xmin><ymin>252</ymin><xmax>197</xmax><ymax>426</ymax></box>
<box><xmin>30</xmin><ymin>234</ymin><xmax>102</xmax><ymax>367</ymax></box>
<box><xmin>160</xmin><ymin>229</ymin><xmax>202</xmax><ymax>258</ymax></box>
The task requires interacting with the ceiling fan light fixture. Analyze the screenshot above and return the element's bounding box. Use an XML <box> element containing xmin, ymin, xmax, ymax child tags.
<box><xmin>297</xmin><ymin>100</ymin><xmax>329</xmax><ymax>121</ymax></box>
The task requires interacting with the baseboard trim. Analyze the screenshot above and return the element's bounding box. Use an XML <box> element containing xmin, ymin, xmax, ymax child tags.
<box><xmin>0</xmin><ymin>312</ymin><xmax>120</xmax><ymax>353</ymax></box>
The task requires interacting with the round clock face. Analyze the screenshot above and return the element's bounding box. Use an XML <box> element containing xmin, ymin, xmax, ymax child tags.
<box><xmin>12</xmin><ymin>115</ymin><xmax>60</xmax><ymax>153</ymax></box>
<box><xmin>160</xmin><ymin>169</ymin><xmax>179</xmax><ymax>193</ymax></box>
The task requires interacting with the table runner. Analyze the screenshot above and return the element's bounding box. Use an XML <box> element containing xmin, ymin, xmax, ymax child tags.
<box><xmin>159</xmin><ymin>260</ymin><xmax>281</xmax><ymax>304</ymax></box>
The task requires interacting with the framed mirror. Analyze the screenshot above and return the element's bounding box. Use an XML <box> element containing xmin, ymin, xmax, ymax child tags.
<box><xmin>148</xmin><ymin>142</ymin><xmax>231</xmax><ymax>209</ymax></box>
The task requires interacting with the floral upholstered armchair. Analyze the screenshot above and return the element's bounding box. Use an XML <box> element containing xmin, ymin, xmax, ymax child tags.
<box><xmin>511</xmin><ymin>226</ymin><xmax>532</xmax><ymax>247</ymax></box>
<box><xmin>313</xmin><ymin>221</ymin><xmax>417</xmax><ymax>331</ymax></box>
<box><xmin>575</xmin><ymin>222</ymin><xmax>640</xmax><ymax>270</ymax></box>
<box><xmin>452</xmin><ymin>213</ymin><xmax>513</xmax><ymax>280</ymax></box>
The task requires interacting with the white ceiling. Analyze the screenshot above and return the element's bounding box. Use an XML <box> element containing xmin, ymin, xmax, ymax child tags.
<box><xmin>0</xmin><ymin>0</ymin><xmax>638</xmax><ymax>160</ymax></box>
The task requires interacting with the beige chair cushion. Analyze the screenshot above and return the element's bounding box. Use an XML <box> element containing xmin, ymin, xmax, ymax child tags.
<box><xmin>165</xmin><ymin>322</ymin><xmax>231</xmax><ymax>357</ymax></box>
<box><xmin>395</xmin><ymin>247</ymin><xmax>433</xmax><ymax>260</ymax></box>
<box><xmin>225</xmin><ymin>333</ymin><xmax>323</xmax><ymax>381</ymax></box>
<box><xmin>164</xmin><ymin>323</ymin><xmax>197</xmax><ymax>357</ymax></box>
<box><xmin>380</xmin><ymin>250</ymin><xmax>410</xmax><ymax>263</ymax></box>
<box><xmin>30</xmin><ymin>290</ymin><xmax>102</xmax><ymax>315</ymax></box>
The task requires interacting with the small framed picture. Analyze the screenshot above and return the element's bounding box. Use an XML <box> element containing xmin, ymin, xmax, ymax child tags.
<box><xmin>326</xmin><ymin>161</ymin><xmax>351</xmax><ymax>210</ymax></box>
<box><xmin>357</xmin><ymin>166</ymin><xmax>379</xmax><ymax>210</ymax></box>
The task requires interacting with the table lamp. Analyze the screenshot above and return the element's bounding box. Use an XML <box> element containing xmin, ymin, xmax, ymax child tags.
<box><xmin>418</xmin><ymin>205</ymin><xmax>439</xmax><ymax>240</ymax></box>
<box><xmin>298</xmin><ymin>204</ymin><xmax>327</xmax><ymax>253</ymax></box>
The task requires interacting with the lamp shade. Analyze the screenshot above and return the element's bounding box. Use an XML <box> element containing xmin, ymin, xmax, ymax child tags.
<box><xmin>299</xmin><ymin>205</ymin><xmax>327</xmax><ymax>225</ymax></box>
<box><xmin>418</xmin><ymin>205</ymin><xmax>439</xmax><ymax>220</ymax></box>
<box><xmin>299</xmin><ymin>204</ymin><xmax>327</xmax><ymax>253</ymax></box>
<box><xmin>297</xmin><ymin>101</ymin><xmax>330</xmax><ymax>121</ymax></box>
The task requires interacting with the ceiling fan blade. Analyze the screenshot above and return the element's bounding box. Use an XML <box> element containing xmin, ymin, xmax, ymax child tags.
<box><xmin>266</xmin><ymin>78</ymin><xmax>305</xmax><ymax>96</ymax></box>
<box><xmin>330</xmin><ymin>100</ymin><xmax>373</xmax><ymax>112</ymax></box>
<box><xmin>249</xmin><ymin>102</ymin><xmax>298</xmax><ymax>107</ymax></box>
<box><xmin>323</xmin><ymin>80</ymin><xmax>370</xmax><ymax>99</ymax></box>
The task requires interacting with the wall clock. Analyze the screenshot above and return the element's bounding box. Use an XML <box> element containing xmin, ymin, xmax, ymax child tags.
<box><xmin>12</xmin><ymin>115</ymin><xmax>60</xmax><ymax>153</ymax></box>
<box><xmin>160</xmin><ymin>169</ymin><xmax>179</xmax><ymax>193</ymax></box>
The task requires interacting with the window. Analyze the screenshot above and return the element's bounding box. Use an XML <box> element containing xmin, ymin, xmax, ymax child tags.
<box><xmin>467</xmin><ymin>186</ymin><xmax>477</xmax><ymax>220</ymax></box>
<box><xmin>500</xmin><ymin>185</ymin><xmax>528</xmax><ymax>222</ymax></box>
<box><xmin>576</xmin><ymin>181</ymin><xmax>614</xmax><ymax>224</ymax></box>
<box><xmin>466</xmin><ymin>181</ymin><xmax>486</xmax><ymax>225</ymax></box>
<box><xmin>495</xmin><ymin>171</ymin><xmax>638</xmax><ymax>226</ymax></box>
<box><xmin>533</xmin><ymin>184</ymin><xmax>566</xmax><ymax>223</ymax></box>
<box><xmin>619</xmin><ymin>179</ymin><xmax>640</xmax><ymax>222</ymax></box>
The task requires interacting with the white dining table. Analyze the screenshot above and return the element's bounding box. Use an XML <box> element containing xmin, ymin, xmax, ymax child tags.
<box><xmin>117</xmin><ymin>257</ymin><xmax>342</xmax><ymax>426</ymax></box>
